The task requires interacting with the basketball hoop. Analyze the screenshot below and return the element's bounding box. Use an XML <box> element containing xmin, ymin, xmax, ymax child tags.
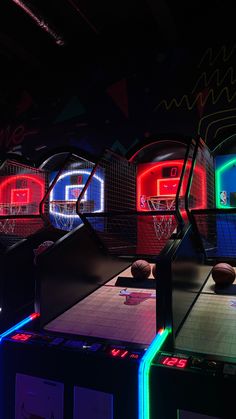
<box><xmin>146</xmin><ymin>197</ymin><xmax>176</xmax><ymax>240</ymax></box>
<box><xmin>0</xmin><ymin>203</ymin><xmax>22</xmax><ymax>235</ymax></box>
<box><xmin>49</xmin><ymin>200</ymin><xmax>80</xmax><ymax>231</ymax></box>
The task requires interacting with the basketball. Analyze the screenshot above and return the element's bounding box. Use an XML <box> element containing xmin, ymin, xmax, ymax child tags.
<box><xmin>33</xmin><ymin>240</ymin><xmax>54</xmax><ymax>265</ymax></box>
<box><xmin>152</xmin><ymin>264</ymin><xmax>157</xmax><ymax>278</ymax></box>
<box><xmin>131</xmin><ymin>259</ymin><xmax>151</xmax><ymax>280</ymax></box>
<box><xmin>212</xmin><ymin>263</ymin><xmax>235</xmax><ymax>285</ymax></box>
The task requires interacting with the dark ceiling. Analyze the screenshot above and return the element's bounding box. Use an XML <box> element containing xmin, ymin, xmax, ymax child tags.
<box><xmin>0</xmin><ymin>0</ymin><xmax>161</xmax><ymax>75</ymax></box>
<box><xmin>0</xmin><ymin>0</ymin><xmax>234</xmax><ymax>78</ymax></box>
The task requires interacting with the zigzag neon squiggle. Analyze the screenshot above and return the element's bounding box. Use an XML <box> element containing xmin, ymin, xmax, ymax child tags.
<box><xmin>192</xmin><ymin>67</ymin><xmax>236</xmax><ymax>94</ymax></box>
<box><xmin>198</xmin><ymin>45</ymin><xmax>236</xmax><ymax>68</ymax></box>
<box><xmin>154</xmin><ymin>87</ymin><xmax>236</xmax><ymax>112</ymax></box>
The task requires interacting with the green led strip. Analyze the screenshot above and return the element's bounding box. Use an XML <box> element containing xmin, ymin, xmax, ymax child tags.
<box><xmin>215</xmin><ymin>158</ymin><xmax>236</xmax><ymax>208</ymax></box>
<box><xmin>138</xmin><ymin>328</ymin><xmax>170</xmax><ymax>419</ymax></box>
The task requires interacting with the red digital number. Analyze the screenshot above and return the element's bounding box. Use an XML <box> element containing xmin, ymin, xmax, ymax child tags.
<box><xmin>166</xmin><ymin>357</ymin><xmax>178</xmax><ymax>366</ymax></box>
<box><xmin>11</xmin><ymin>333</ymin><xmax>32</xmax><ymax>342</ymax></box>
<box><xmin>170</xmin><ymin>167</ymin><xmax>178</xmax><ymax>177</ymax></box>
<box><xmin>162</xmin><ymin>356</ymin><xmax>178</xmax><ymax>366</ymax></box>
<box><xmin>78</xmin><ymin>175</ymin><xmax>83</xmax><ymax>184</ymax></box>
<box><xmin>111</xmin><ymin>349</ymin><xmax>120</xmax><ymax>357</ymax></box>
<box><xmin>177</xmin><ymin>359</ymin><xmax>188</xmax><ymax>368</ymax></box>
<box><xmin>161</xmin><ymin>356</ymin><xmax>187</xmax><ymax>368</ymax></box>
<box><xmin>110</xmin><ymin>348</ymin><xmax>129</xmax><ymax>358</ymax></box>
<box><xmin>162</xmin><ymin>356</ymin><xmax>168</xmax><ymax>364</ymax></box>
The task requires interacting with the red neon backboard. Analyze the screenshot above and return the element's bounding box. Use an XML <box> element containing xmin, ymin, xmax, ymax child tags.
<box><xmin>11</xmin><ymin>188</ymin><xmax>30</xmax><ymax>205</ymax></box>
<box><xmin>157</xmin><ymin>178</ymin><xmax>180</xmax><ymax>197</ymax></box>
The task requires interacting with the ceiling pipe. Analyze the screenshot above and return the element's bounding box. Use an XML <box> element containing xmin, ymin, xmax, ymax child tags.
<box><xmin>66</xmin><ymin>0</ymin><xmax>99</xmax><ymax>35</ymax></box>
<box><xmin>11</xmin><ymin>0</ymin><xmax>65</xmax><ymax>46</ymax></box>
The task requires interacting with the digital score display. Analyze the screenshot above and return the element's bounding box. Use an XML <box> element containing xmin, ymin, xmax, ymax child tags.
<box><xmin>162</xmin><ymin>166</ymin><xmax>179</xmax><ymax>178</ymax></box>
<box><xmin>110</xmin><ymin>348</ymin><xmax>129</xmax><ymax>358</ymax></box>
<box><xmin>11</xmin><ymin>333</ymin><xmax>33</xmax><ymax>342</ymax></box>
<box><xmin>71</xmin><ymin>174</ymin><xmax>83</xmax><ymax>184</ymax></box>
<box><xmin>160</xmin><ymin>356</ymin><xmax>188</xmax><ymax>369</ymax></box>
<box><xmin>107</xmin><ymin>347</ymin><xmax>140</xmax><ymax>360</ymax></box>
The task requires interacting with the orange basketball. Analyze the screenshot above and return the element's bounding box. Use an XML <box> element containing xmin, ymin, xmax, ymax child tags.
<box><xmin>212</xmin><ymin>263</ymin><xmax>235</xmax><ymax>285</ymax></box>
<box><xmin>152</xmin><ymin>264</ymin><xmax>157</xmax><ymax>278</ymax></box>
<box><xmin>131</xmin><ymin>259</ymin><xmax>151</xmax><ymax>280</ymax></box>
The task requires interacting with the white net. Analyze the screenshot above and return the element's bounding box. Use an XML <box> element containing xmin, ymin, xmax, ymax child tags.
<box><xmin>147</xmin><ymin>197</ymin><xmax>176</xmax><ymax>240</ymax></box>
<box><xmin>0</xmin><ymin>203</ymin><xmax>23</xmax><ymax>235</ymax></box>
<box><xmin>49</xmin><ymin>201</ymin><xmax>80</xmax><ymax>231</ymax></box>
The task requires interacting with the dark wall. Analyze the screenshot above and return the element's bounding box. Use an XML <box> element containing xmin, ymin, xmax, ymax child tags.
<box><xmin>1</xmin><ymin>46</ymin><xmax>236</xmax><ymax>162</ymax></box>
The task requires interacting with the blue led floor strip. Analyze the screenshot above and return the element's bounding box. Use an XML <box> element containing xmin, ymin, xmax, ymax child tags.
<box><xmin>0</xmin><ymin>313</ymin><xmax>39</xmax><ymax>343</ymax></box>
<box><xmin>138</xmin><ymin>328</ymin><xmax>170</xmax><ymax>419</ymax></box>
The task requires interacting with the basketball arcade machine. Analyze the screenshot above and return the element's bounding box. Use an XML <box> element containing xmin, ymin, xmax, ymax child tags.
<box><xmin>0</xmin><ymin>152</ymin><xmax>94</xmax><ymax>335</ymax></box>
<box><xmin>0</xmin><ymin>159</ymin><xmax>47</xmax><ymax>333</ymax></box>
<box><xmin>148</xmin><ymin>138</ymin><xmax>236</xmax><ymax>419</ymax></box>
<box><xmin>1</xmin><ymin>140</ymin><xmax>201</xmax><ymax>419</ymax></box>
<box><xmin>47</xmin><ymin>154</ymin><xmax>100</xmax><ymax>233</ymax></box>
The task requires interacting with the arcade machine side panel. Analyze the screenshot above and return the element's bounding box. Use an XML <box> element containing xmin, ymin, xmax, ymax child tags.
<box><xmin>182</xmin><ymin>210</ymin><xmax>236</xmax><ymax>360</ymax></box>
<box><xmin>187</xmin><ymin>138</ymin><xmax>215</xmax><ymax>255</ymax></box>
<box><xmin>2</xmin><ymin>330</ymin><xmax>141</xmax><ymax>419</ymax></box>
<box><xmin>35</xmin><ymin>223</ymin><xmax>132</xmax><ymax>328</ymax></box>
<box><xmin>154</xmin><ymin>139</ymin><xmax>210</xmax><ymax>343</ymax></box>
<box><xmin>159</xmin><ymin>139</ymin><xmax>214</xmax><ymax>346</ymax></box>
<box><xmin>149</xmin><ymin>141</ymin><xmax>236</xmax><ymax>419</ymax></box>
<box><xmin>150</xmin><ymin>353</ymin><xmax>234</xmax><ymax>419</ymax></box>
<box><xmin>170</xmin><ymin>139</ymin><xmax>213</xmax><ymax>338</ymax></box>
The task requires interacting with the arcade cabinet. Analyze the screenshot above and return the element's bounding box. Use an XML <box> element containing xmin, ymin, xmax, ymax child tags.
<box><xmin>148</xmin><ymin>138</ymin><xmax>236</xmax><ymax>419</ymax></box>
<box><xmin>0</xmin><ymin>151</ymin><xmax>94</xmax><ymax>333</ymax></box>
<box><xmin>1</xmin><ymin>140</ymin><xmax>199</xmax><ymax>419</ymax></box>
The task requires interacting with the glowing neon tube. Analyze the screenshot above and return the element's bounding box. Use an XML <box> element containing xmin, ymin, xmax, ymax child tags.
<box><xmin>138</xmin><ymin>328</ymin><xmax>170</xmax><ymax>419</ymax></box>
<box><xmin>0</xmin><ymin>312</ymin><xmax>40</xmax><ymax>343</ymax></box>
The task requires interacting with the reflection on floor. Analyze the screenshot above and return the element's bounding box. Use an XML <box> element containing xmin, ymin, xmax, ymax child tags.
<box><xmin>45</xmin><ymin>266</ymin><xmax>156</xmax><ymax>345</ymax></box>
<box><xmin>176</xmin><ymin>269</ymin><xmax>236</xmax><ymax>358</ymax></box>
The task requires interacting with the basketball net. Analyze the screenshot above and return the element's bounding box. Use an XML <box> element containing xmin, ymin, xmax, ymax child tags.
<box><xmin>0</xmin><ymin>203</ymin><xmax>22</xmax><ymax>235</ymax></box>
<box><xmin>147</xmin><ymin>197</ymin><xmax>176</xmax><ymax>240</ymax></box>
<box><xmin>49</xmin><ymin>201</ymin><xmax>79</xmax><ymax>231</ymax></box>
